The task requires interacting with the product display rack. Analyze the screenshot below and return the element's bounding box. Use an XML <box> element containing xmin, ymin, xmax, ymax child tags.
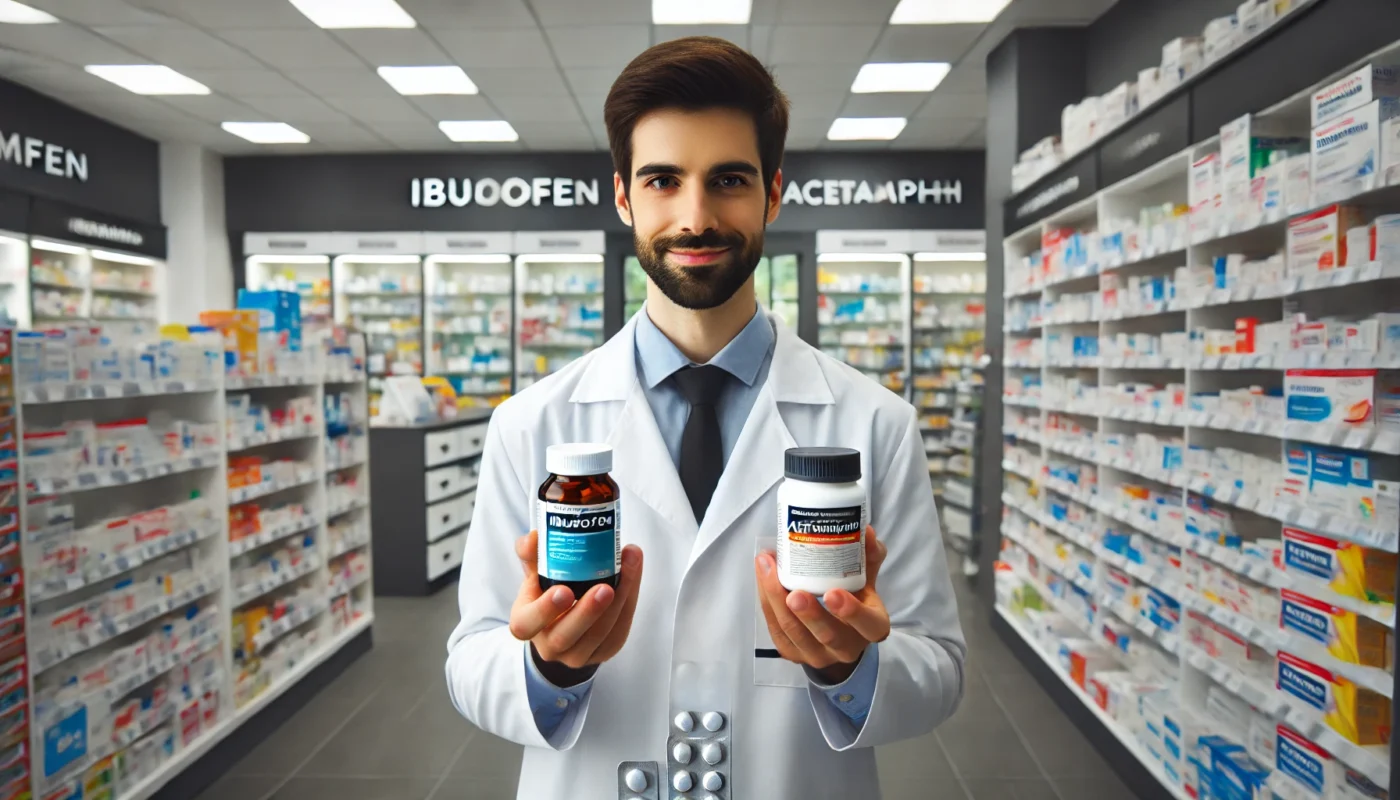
<box><xmin>425</xmin><ymin>254</ymin><xmax>515</xmax><ymax>408</ymax></box>
<box><xmin>18</xmin><ymin>344</ymin><xmax>373</xmax><ymax>800</ymax></box>
<box><xmin>912</xmin><ymin>252</ymin><xmax>988</xmax><ymax>574</ymax></box>
<box><xmin>30</xmin><ymin>238</ymin><xmax>163</xmax><ymax>334</ymax></box>
<box><xmin>995</xmin><ymin>37</ymin><xmax>1400</xmax><ymax>800</ymax></box>
<box><xmin>0</xmin><ymin>231</ymin><xmax>27</xmax><ymax>327</ymax></box>
<box><xmin>515</xmin><ymin>252</ymin><xmax>605</xmax><ymax>392</ymax></box>
<box><xmin>244</xmin><ymin>255</ymin><xmax>333</xmax><ymax>339</ymax></box>
<box><xmin>333</xmin><ymin>254</ymin><xmax>423</xmax><ymax>417</ymax></box>
<box><xmin>816</xmin><ymin>253</ymin><xmax>911</xmax><ymax>396</ymax></box>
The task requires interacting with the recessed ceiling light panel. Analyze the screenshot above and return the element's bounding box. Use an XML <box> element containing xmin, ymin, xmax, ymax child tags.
<box><xmin>652</xmin><ymin>0</ymin><xmax>751</xmax><ymax>24</ymax></box>
<box><xmin>222</xmin><ymin>122</ymin><xmax>311</xmax><ymax>144</ymax></box>
<box><xmin>851</xmin><ymin>62</ymin><xmax>952</xmax><ymax>93</ymax></box>
<box><xmin>889</xmin><ymin>0</ymin><xmax>1013</xmax><ymax>24</ymax></box>
<box><xmin>84</xmin><ymin>65</ymin><xmax>211</xmax><ymax>95</ymax></box>
<box><xmin>827</xmin><ymin>117</ymin><xmax>908</xmax><ymax>141</ymax></box>
<box><xmin>0</xmin><ymin>0</ymin><xmax>57</xmax><ymax>24</ymax></box>
<box><xmin>378</xmin><ymin>66</ymin><xmax>478</xmax><ymax>96</ymax></box>
<box><xmin>288</xmin><ymin>0</ymin><xmax>415</xmax><ymax>29</ymax></box>
<box><xmin>438</xmin><ymin>120</ymin><xmax>519</xmax><ymax>143</ymax></box>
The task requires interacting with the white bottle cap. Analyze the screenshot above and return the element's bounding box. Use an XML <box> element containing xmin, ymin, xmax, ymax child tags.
<box><xmin>546</xmin><ymin>443</ymin><xmax>612</xmax><ymax>476</ymax></box>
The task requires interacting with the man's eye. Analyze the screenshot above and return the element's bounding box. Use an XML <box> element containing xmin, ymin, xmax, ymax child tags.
<box><xmin>647</xmin><ymin>176</ymin><xmax>678</xmax><ymax>190</ymax></box>
<box><xmin>715</xmin><ymin>175</ymin><xmax>747</xmax><ymax>188</ymax></box>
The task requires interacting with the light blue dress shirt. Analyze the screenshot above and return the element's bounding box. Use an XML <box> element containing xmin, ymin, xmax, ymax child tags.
<box><xmin>525</xmin><ymin>306</ymin><xmax>879</xmax><ymax>738</ymax></box>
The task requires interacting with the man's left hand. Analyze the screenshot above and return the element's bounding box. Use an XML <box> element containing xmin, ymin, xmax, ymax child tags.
<box><xmin>755</xmin><ymin>526</ymin><xmax>890</xmax><ymax>684</ymax></box>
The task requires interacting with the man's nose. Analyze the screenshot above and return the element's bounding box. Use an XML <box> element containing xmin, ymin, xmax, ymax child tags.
<box><xmin>676</xmin><ymin>183</ymin><xmax>721</xmax><ymax>235</ymax></box>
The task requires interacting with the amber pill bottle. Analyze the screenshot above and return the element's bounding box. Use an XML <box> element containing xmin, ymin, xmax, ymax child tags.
<box><xmin>536</xmin><ymin>443</ymin><xmax>621</xmax><ymax>596</ymax></box>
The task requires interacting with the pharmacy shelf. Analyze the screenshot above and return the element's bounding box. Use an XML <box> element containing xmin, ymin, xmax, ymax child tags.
<box><xmin>120</xmin><ymin>615</ymin><xmax>373</xmax><ymax>800</ymax></box>
<box><xmin>226</xmin><ymin>374</ymin><xmax>321</xmax><ymax>390</ymax></box>
<box><xmin>1001</xmin><ymin>458</ymin><xmax>1038</xmax><ymax>483</ymax></box>
<box><xmin>327</xmin><ymin>495</ymin><xmax>369</xmax><ymax>519</ymax></box>
<box><xmin>21</xmin><ymin>378</ymin><xmax>219</xmax><ymax>404</ymax></box>
<box><xmin>1098</xmin><ymin>596</ymin><xmax>1180</xmax><ymax>655</ymax></box>
<box><xmin>32</xmin><ymin>575</ymin><xmax>220</xmax><ymax>674</ymax></box>
<box><xmin>229</xmin><ymin>514</ymin><xmax>320</xmax><ymax>557</ymax></box>
<box><xmin>251</xmin><ymin>602</ymin><xmax>328</xmax><ymax>652</ymax></box>
<box><xmin>28</xmin><ymin>451</ymin><xmax>222</xmax><ymax>494</ymax></box>
<box><xmin>329</xmin><ymin>571</ymin><xmax>371</xmax><ymax>599</ymax></box>
<box><xmin>228</xmin><ymin>472</ymin><xmax>318</xmax><ymax>505</ymax></box>
<box><xmin>43</xmin><ymin>630</ymin><xmax>223</xmax><ymax>727</ymax></box>
<box><xmin>31</xmin><ymin>521</ymin><xmax>223</xmax><ymax>602</ymax></box>
<box><xmin>232</xmin><ymin>555</ymin><xmax>322</xmax><ymax>607</ymax></box>
<box><xmin>995</xmin><ymin>606</ymin><xmax>1193</xmax><ymax>800</ymax></box>
<box><xmin>1001</xmin><ymin>523</ymin><xmax>1096</xmax><ymax>595</ymax></box>
<box><xmin>227</xmin><ymin>423</ymin><xmax>321</xmax><ymax>453</ymax></box>
<box><xmin>1001</xmin><ymin>493</ymin><xmax>1097</xmax><ymax>553</ymax></box>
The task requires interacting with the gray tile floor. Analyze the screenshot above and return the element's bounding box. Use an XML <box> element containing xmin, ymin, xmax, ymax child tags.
<box><xmin>195</xmin><ymin>570</ymin><xmax>1140</xmax><ymax>800</ymax></box>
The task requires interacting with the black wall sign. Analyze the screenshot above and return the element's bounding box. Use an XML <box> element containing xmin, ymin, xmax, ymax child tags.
<box><xmin>0</xmin><ymin>78</ymin><xmax>161</xmax><ymax>225</ymax></box>
<box><xmin>29</xmin><ymin>198</ymin><xmax>167</xmax><ymax>259</ymax></box>
<box><xmin>223</xmin><ymin>150</ymin><xmax>985</xmax><ymax>235</ymax></box>
<box><xmin>0</xmin><ymin>188</ymin><xmax>26</xmax><ymax>234</ymax></box>
<box><xmin>1004</xmin><ymin>153</ymin><xmax>1098</xmax><ymax>233</ymax></box>
<box><xmin>1100</xmin><ymin>94</ymin><xmax>1191</xmax><ymax>186</ymax></box>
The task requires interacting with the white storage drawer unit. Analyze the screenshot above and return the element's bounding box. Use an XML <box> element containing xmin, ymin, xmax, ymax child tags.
<box><xmin>371</xmin><ymin>410</ymin><xmax>492</xmax><ymax>595</ymax></box>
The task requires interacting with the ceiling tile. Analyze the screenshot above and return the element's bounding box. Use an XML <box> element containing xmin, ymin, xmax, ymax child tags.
<box><xmin>489</xmin><ymin>94</ymin><xmax>584</xmax><ymax>123</ymax></box>
<box><xmin>217</xmin><ymin>29</ymin><xmax>362</xmax><ymax>70</ymax></box>
<box><xmin>295</xmin><ymin>121</ymin><xmax>387</xmax><ymax>147</ymax></box>
<box><xmin>0</xmin><ymin>24</ymin><xmax>145</xmax><ymax>66</ymax></box>
<box><xmin>893</xmin><ymin>116</ymin><xmax>983</xmax><ymax>148</ymax></box>
<box><xmin>407</xmin><ymin>95</ymin><xmax>500</xmax><ymax>119</ymax></box>
<box><xmin>960</xmin><ymin>122</ymin><xmax>987</xmax><ymax>148</ymax></box>
<box><xmin>777</xmin><ymin>0</ymin><xmax>900</xmax><ymax>23</ymax></box>
<box><xmin>25</xmin><ymin>0</ymin><xmax>181</xmax><ymax>26</ymax></box>
<box><xmin>914</xmin><ymin>92</ymin><xmax>986</xmax><ymax>120</ymax></box>
<box><xmin>431</xmin><ymin>27</ymin><xmax>554</xmax><ymax>69</ymax></box>
<box><xmin>748</xmin><ymin>24</ymin><xmax>774</xmax><ymax>62</ymax></box>
<box><xmin>564</xmin><ymin>67</ymin><xmax>622</xmax><ymax>96</ymax></box>
<box><xmin>124</xmin><ymin>0</ymin><xmax>316</xmax><ymax>30</ymax></box>
<box><xmin>321</xmin><ymin>93</ymin><xmax>428</xmax><ymax>123</ymax></box>
<box><xmin>749</xmin><ymin>0</ymin><xmax>781</xmax><ymax>24</ymax></box>
<box><xmin>545</xmin><ymin>25</ymin><xmax>650</xmax><ymax>67</ymax></box>
<box><xmin>785</xmin><ymin>126</ymin><xmax>824</xmax><ymax>150</ymax></box>
<box><xmin>95</xmin><ymin>24</ymin><xmax>265</xmax><ymax>69</ymax></box>
<box><xmin>157</xmin><ymin>94</ymin><xmax>270</xmax><ymax>124</ymax></box>
<box><xmin>280</xmin><ymin>68</ymin><xmax>385</xmax><ymax>96</ymax></box>
<box><xmin>771</xmin><ymin>65</ymin><xmax>860</xmax><ymax>96</ymax></box>
<box><xmin>470</xmin><ymin>67</ymin><xmax>571</xmax><ymax>96</ymax></box>
<box><xmin>574</xmin><ymin>93</ymin><xmax>608</xmax><ymax>128</ymax></box>
<box><xmin>331</xmin><ymin>29</ymin><xmax>451</xmax><ymax>67</ymax></box>
<box><xmin>650</xmin><ymin>25</ymin><xmax>747</xmax><ymax>50</ymax></box>
<box><xmin>399</xmin><ymin>0</ymin><xmax>536</xmax><ymax>27</ymax></box>
<box><xmin>820</xmin><ymin>139</ymin><xmax>891</xmax><ymax>151</ymax></box>
<box><xmin>0</xmin><ymin>45</ymin><xmax>66</xmax><ymax>72</ymax></box>
<box><xmin>242</xmin><ymin>95</ymin><xmax>352</xmax><ymax>124</ymax></box>
<box><xmin>867</xmin><ymin>24</ymin><xmax>983</xmax><ymax>62</ymax></box>
<box><xmin>839</xmin><ymin>93</ymin><xmax>930</xmax><ymax>118</ymax></box>
<box><xmin>452</xmin><ymin>141</ymin><xmax>526</xmax><ymax>153</ymax></box>
<box><xmin>514</xmin><ymin>120</ymin><xmax>597</xmax><ymax>150</ymax></box>
<box><xmin>183</xmin><ymin>69</ymin><xmax>308</xmax><ymax>96</ymax></box>
<box><xmin>2</xmin><ymin>65</ymin><xmax>105</xmax><ymax>95</ymax></box>
<box><xmin>783</xmin><ymin>91</ymin><xmax>846</xmax><ymax>118</ymax></box>
<box><xmin>768</xmin><ymin>25</ymin><xmax>882</xmax><ymax>65</ymax></box>
<box><xmin>529</xmin><ymin>0</ymin><xmax>648</xmax><ymax>26</ymax></box>
<box><xmin>938</xmin><ymin>66</ymin><xmax>987</xmax><ymax>95</ymax></box>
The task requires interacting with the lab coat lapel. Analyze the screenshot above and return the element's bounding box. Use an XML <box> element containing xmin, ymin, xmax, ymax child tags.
<box><xmin>571</xmin><ymin>314</ymin><xmax>697</xmax><ymax>539</ymax></box>
<box><xmin>688</xmin><ymin>319</ymin><xmax>833</xmax><ymax>568</ymax></box>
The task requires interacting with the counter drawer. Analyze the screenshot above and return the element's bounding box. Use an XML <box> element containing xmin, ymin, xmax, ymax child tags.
<box><xmin>425</xmin><ymin>429</ymin><xmax>461</xmax><ymax>467</ymax></box>
<box><xmin>426</xmin><ymin>495</ymin><xmax>468</xmax><ymax>542</ymax></box>
<box><xmin>425</xmin><ymin>464</ymin><xmax>467</xmax><ymax>503</ymax></box>
<box><xmin>428</xmin><ymin>533</ymin><xmax>465</xmax><ymax>580</ymax></box>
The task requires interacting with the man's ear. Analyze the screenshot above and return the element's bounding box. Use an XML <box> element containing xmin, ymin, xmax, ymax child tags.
<box><xmin>766</xmin><ymin>168</ymin><xmax>783</xmax><ymax>225</ymax></box>
<box><xmin>614</xmin><ymin>172</ymin><xmax>633</xmax><ymax>227</ymax></box>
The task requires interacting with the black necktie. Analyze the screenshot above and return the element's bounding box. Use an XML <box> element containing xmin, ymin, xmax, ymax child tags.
<box><xmin>673</xmin><ymin>365</ymin><xmax>728</xmax><ymax>524</ymax></box>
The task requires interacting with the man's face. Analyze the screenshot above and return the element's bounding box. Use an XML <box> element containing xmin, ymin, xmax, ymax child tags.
<box><xmin>615</xmin><ymin>107</ymin><xmax>782</xmax><ymax>310</ymax></box>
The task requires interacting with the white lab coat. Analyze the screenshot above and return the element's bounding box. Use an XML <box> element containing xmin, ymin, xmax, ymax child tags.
<box><xmin>445</xmin><ymin>311</ymin><xmax>966</xmax><ymax>799</ymax></box>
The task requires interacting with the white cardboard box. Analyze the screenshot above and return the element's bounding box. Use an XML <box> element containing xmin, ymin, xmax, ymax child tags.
<box><xmin>1312</xmin><ymin>63</ymin><xmax>1400</xmax><ymax>127</ymax></box>
<box><xmin>1312</xmin><ymin>100</ymin><xmax>1400</xmax><ymax>206</ymax></box>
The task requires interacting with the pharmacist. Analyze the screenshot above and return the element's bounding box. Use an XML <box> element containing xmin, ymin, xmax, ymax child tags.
<box><xmin>445</xmin><ymin>37</ymin><xmax>966</xmax><ymax>799</ymax></box>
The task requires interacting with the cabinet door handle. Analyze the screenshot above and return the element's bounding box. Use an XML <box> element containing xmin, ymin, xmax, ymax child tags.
<box><xmin>442</xmin><ymin>514</ymin><xmax>451</xmax><ymax>524</ymax></box>
<box><xmin>440</xmin><ymin>479</ymin><xmax>450</xmax><ymax>489</ymax></box>
<box><xmin>440</xmin><ymin>443</ymin><xmax>450</xmax><ymax>453</ymax></box>
<box><xmin>442</xmin><ymin>551</ymin><xmax>451</xmax><ymax>561</ymax></box>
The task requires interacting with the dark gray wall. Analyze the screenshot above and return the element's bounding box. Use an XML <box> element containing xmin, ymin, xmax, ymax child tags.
<box><xmin>1084</xmin><ymin>0</ymin><xmax>1244</xmax><ymax>96</ymax></box>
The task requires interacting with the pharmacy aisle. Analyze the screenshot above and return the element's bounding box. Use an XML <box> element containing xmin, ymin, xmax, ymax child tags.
<box><xmin>187</xmin><ymin>542</ymin><xmax>1137</xmax><ymax>800</ymax></box>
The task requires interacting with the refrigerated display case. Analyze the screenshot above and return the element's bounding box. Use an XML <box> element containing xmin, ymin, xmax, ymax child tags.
<box><xmin>245</xmin><ymin>254</ymin><xmax>333</xmax><ymax>337</ymax></box>
<box><xmin>0</xmin><ymin>231</ymin><xmax>28</xmax><ymax>327</ymax></box>
<box><xmin>426</xmin><ymin>253</ymin><xmax>514</xmax><ymax>408</ymax></box>
<box><xmin>815</xmin><ymin>253</ymin><xmax>910</xmax><ymax>395</ymax></box>
<box><xmin>29</xmin><ymin>238</ymin><xmax>161</xmax><ymax>334</ymax></box>
<box><xmin>334</xmin><ymin>254</ymin><xmax>423</xmax><ymax>414</ymax></box>
<box><xmin>912</xmin><ymin>250</ymin><xmax>987</xmax><ymax>571</ymax></box>
<box><xmin>516</xmin><ymin>253</ymin><xmax>605</xmax><ymax>391</ymax></box>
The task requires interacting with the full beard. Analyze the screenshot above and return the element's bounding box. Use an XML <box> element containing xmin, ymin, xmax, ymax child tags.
<box><xmin>635</xmin><ymin>229</ymin><xmax>764</xmax><ymax>311</ymax></box>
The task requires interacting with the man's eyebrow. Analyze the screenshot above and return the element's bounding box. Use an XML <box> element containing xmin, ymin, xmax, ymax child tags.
<box><xmin>635</xmin><ymin>162</ymin><xmax>682</xmax><ymax>178</ymax></box>
<box><xmin>708</xmin><ymin>161</ymin><xmax>759</xmax><ymax>177</ymax></box>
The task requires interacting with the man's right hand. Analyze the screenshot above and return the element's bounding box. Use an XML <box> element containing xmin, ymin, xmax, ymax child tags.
<box><xmin>509</xmin><ymin>530</ymin><xmax>644</xmax><ymax>686</ymax></box>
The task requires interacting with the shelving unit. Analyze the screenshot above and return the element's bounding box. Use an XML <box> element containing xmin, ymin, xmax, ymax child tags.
<box><xmin>0</xmin><ymin>231</ymin><xmax>28</xmax><ymax>327</ymax></box>
<box><xmin>334</xmin><ymin>254</ymin><xmax>423</xmax><ymax>418</ymax></box>
<box><xmin>245</xmin><ymin>254</ymin><xmax>333</xmax><ymax>338</ymax></box>
<box><xmin>19</xmin><ymin>334</ymin><xmax>373</xmax><ymax>800</ymax></box>
<box><xmin>816</xmin><ymin>253</ymin><xmax>910</xmax><ymax>396</ymax></box>
<box><xmin>29</xmin><ymin>239</ymin><xmax>163</xmax><ymax>333</ymax></box>
<box><xmin>425</xmin><ymin>253</ymin><xmax>514</xmax><ymax>408</ymax></box>
<box><xmin>515</xmin><ymin>252</ymin><xmax>604</xmax><ymax>391</ymax></box>
<box><xmin>995</xmin><ymin>37</ymin><xmax>1400</xmax><ymax>800</ymax></box>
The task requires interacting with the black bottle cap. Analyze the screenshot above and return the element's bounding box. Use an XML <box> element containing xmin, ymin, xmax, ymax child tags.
<box><xmin>784</xmin><ymin>447</ymin><xmax>861</xmax><ymax>483</ymax></box>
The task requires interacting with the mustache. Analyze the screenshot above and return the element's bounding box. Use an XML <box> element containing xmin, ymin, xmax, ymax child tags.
<box><xmin>651</xmin><ymin>230</ymin><xmax>746</xmax><ymax>253</ymax></box>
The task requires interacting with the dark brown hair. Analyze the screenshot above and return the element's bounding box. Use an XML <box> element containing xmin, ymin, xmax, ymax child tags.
<box><xmin>604</xmin><ymin>36</ymin><xmax>790</xmax><ymax>194</ymax></box>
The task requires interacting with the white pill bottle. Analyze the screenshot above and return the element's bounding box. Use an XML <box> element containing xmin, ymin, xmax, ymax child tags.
<box><xmin>776</xmin><ymin>447</ymin><xmax>868</xmax><ymax>594</ymax></box>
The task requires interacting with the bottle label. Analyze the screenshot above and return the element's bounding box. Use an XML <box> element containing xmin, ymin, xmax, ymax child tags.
<box><xmin>777</xmin><ymin>503</ymin><xmax>866</xmax><ymax>579</ymax></box>
<box><xmin>537</xmin><ymin>500</ymin><xmax>620</xmax><ymax>582</ymax></box>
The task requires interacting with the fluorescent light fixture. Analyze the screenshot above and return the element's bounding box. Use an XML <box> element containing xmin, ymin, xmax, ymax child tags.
<box><xmin>827</xmin><ymin>117</ymin><xmax>907</xmax><ymax>141</ymax></box>
<box><xmin>222</xmin><ymin>122</ymin><xmax>311</xmax><ymax>144</ymax></box>
<box><xmin>890</xmin><ymin>0</ymin><xmax>1013</xmax><ymax>24</ymax></box>
<box><xmin>427</xmin><ymin>255</ymin><xmax>513</xmax><ymax>264</ymax></box>
<box><xmin>0</xmin><ymin>1</ymin><xmax>57</xmax><ymax>23</ymax></box>
<box><xmin>378</xmin><ymin>66</ymin><xmax>477</xmax><ymax>96</ymax></box>
<box><xmin>91</xmin><ymin>250</ymin><xmax>156</xmax><ymax>265</ymax></box>
<box><xmin>85</xmin><ymin>65</ymin><xmax>210</xmax><ymax>95</ymax></box>
<box><xmin>248</xmin><ymin>255</ymin><xmax>330</xmax><ymax>264</ymax></box>
<box><xmin>438</xmin><ymin>120</ymin><xmax>518</xmax><ymax>143</ymax></box>
<box><xmin>31</xmin><ymin>239</ymin><xmax>87</xmax><ymax>255</ymax></box>
<box><xmin>915</xmin><ymin>252</ymin><xmax>987</xmax><ymax>262</ymax></box>
<box><xmin>652</xmin><ymin>0</ymin><xmax>750</xmax><ymax>24</ymax></box>
<box><xmin>852</xmin><ymin>62</ymin><xmax>951</xmax><ymax>93</ymax></box>
<box><xmin>335</xmin><ymin>255</ymin><xmax>421</xmax><ymax>264</ymax></box>
<box><xmin>288</xmin><ymin>0</ymin><xmax>415</xmax><ymax>29</ymax></box>
<box><xmin>817</xmin><ymin>254</ymin><xmax>910</xmax><ymax>263</ymax></box>
<box><xmin>517</xmin><ymin>254</ymin><xmax>605</xmax><ymax>264</ymax></box>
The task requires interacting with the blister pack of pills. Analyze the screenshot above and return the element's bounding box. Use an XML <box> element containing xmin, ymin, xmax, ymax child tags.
<box><xmin>666</xmin><ymin>709</ymin><xmax>731</xmax><ymax>799</ymax></box>
<box><xmin>618</xmin><ymin>760</ymin><xmax>661</xmax><ymax>800</ymax></box>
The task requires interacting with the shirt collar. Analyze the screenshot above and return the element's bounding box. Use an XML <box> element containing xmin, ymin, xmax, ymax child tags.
<box><xmin>635</xmin><ymin>304</ymin><xmax>775</xmax><ymax>389</ymax></box>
